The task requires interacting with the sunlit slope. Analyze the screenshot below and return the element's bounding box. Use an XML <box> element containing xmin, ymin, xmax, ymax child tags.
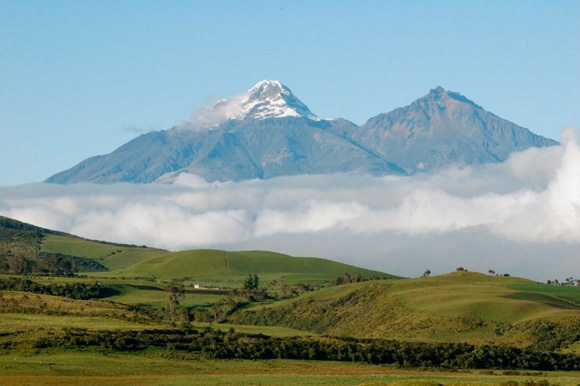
<box><xmin>388</xmin><ymin>271</ymin><xmax>579</xmax><ymax>323</ymax></box>
<box><xmin>234</xmin><ymin>271</ymin><xmax>580</xmax><ymax>346</ymax></box>
<box><xmin>0</xmin><ymin>216</ymin><xmax>167</xmax><ymax>271</ymax></box>
<box><xmin>41</xmin><ymin>234</ymin><xmax>168</xmax><ymax>270</ymax></box>
<box><xmin>113</xmin><ymin>249</ymin><xmax>397</xmax><ymax>283</ymax></box>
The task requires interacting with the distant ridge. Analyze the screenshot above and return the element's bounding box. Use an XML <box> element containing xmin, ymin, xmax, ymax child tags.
<box><xmin>46</xmin><ymin>82</ymin><xmax>557</xmax><ymax>184</ymax></box>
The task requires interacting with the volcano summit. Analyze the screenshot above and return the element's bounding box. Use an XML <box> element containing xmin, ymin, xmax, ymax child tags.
<box><xmin>46</xmin><ymin>81</ymin><xmax>557</xmax><ymax>184</ymax></box>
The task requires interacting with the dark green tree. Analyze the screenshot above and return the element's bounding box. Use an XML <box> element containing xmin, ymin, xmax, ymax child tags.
<box><xmin>243</xmin><ymin>274</ymin><xmax>259</xmax><ymax>290</ymax></box>
<box><xmin>164</xmin><ymin>284</ymin><xmax>185</xmax><ymax>321</ymax></box>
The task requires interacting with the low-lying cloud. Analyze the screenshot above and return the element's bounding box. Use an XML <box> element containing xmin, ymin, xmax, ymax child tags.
<box><xmin>1</xmin><ymin>127</ymin><xmax>578</xmax><ymax>281</ymax></box>
<box><xmin>179</xmin><ymin>92</ymin><xmax>249</xmax><ymax>131</ymax></box>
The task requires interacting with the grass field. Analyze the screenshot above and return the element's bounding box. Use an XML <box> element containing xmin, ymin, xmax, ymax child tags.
<box><xmin>0</xmin><ymin>313</ymin><xmax>148</xmax><ymax>331</ymax></box>
<box><xmin>101</xmin><ymin>283</ymin><xmax>228</xmax><ymax>308</ymax></box>
<box><xmin>108</xmin><ymin>249</ymin><xmax>396</xmax><ymax>284</ymax></box>
<box><xmin>392</xmin><ymin>272</ymin><xmax>580</xmax><ymax>324</ymax></box>
<box><xmin>0</xmin><ymin>353</ymin><xmax>578</xmax><ymax>386</ymax></box>
<box><xmin>506</xmin><ymin>283</ymin><xmax>580</xmax><ymax>304</ymax></box>
<box><xmin>41</xmin><ymin>234</ymin><xmax>167</xmax><ymax>270</ymax></box>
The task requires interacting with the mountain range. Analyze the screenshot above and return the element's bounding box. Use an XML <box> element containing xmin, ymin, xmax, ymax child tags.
<box><xmin>46</xmin><ymin>81</ymin><xmax>558</xmax><ymax>184</ymax></box>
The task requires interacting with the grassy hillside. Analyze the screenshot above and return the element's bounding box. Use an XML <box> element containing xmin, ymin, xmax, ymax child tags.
<box><xmin>40</xmin><ymin>234</ymin><xmax>167</xmax><ymax>270</ymax></box>
<box><xmin>388</xmin><ymin>271</ymin><xmax>580</xmax><ymax>323</ymax></box>
<box><xmin>0</xmin><ymin>215</ymin><xmax>167</xmax><ymax>271</ymax></box>
<box><xmin>109</xmin><ymin>249</ymin><xmax>397</xmax><ymax>284</ymax></box>
<box><xmin>232</xmin><ymin>271</ymin><xmax>580</xmax><ymax>348</ymax></box>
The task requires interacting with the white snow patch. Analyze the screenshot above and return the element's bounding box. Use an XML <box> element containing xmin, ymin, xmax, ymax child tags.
<box><xmin>184</xmin><ymin>80</ymin><xmax>320</xmax><ymax>130</ymax></box>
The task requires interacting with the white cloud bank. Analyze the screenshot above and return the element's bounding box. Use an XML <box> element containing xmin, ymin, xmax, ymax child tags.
<box><xmin>0</xmin><ymin>127</ymin><xmax>578</xmax><ymax>280</ymax></box>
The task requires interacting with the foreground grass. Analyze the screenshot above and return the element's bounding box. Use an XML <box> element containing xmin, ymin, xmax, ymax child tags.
<box><xmin>0</xmin><ymin>353</ymin><xmax>578</xmax><ymax>386</ymax></box>
<box><xmin>0</xmin><ymin>313</ymin><xmax>148</xmax><ymax>331</ymax></box>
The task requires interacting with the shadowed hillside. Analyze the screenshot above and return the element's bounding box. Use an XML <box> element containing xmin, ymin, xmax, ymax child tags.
<box><xmin>0</xmin><ymin>216</ymin><xmax>167</xmax><ymax>273</ymax></box>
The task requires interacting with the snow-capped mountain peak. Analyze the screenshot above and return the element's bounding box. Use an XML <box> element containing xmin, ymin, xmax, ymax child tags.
<box><xmin>192</xmin><ymin>80</ymin><xmax>318</xmax><ymax>129</ymax></box>
<box><xmin>241</xmin><ymin>80</ymin><xmax>317</xmax><ymax>120</ymax></box>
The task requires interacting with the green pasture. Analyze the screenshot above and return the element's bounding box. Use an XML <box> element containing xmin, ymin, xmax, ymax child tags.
<box><xmin>101</xmin><ymin>283</ymin><xmax>228</xmax><ymax>308</ymax></box>
<box><xmin>110</xmin><ymin>249</ymin><xmax>395</xmax><ymax>283</ymax></box>
<box><xmin>0</xmin><ymin>353</ymin><xmax>578</xmax><ymax>386</ymax></box>
<box><xmin>40</xmin><ymin>234</ymin><xmax>167</xmax><ymax>270</ymax></box>
<box><xmin>506</xmin><ymin>283</ymin><xmax>580</xmax><ymax>304</ymax></box>
<box><xmin>392</xmin><ymin>272</ymin><xmax>580</xmax><ymax>324</ymax></box>
<box><xmin>0</xmin><ymin>313</ymin><xmax>149</xmax><ymax>331</ymax></box>
<box><xmin>233</xmin><ymin>272</ymin><xmax>580</xmax><ymax>347</ymax></box>
<box><xmin>244</xmin><ymin>280</ymin><xmax>379</xmax><ymax>312</ymax></box>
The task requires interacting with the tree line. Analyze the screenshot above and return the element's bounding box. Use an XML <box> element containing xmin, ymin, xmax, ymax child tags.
<box><xmin>0</xmin><ymin>251</ymin><xmax>107</xmax><ymax>276</ymax></box>
<box><xmin>28</xmin><ymin>327</ymin><xmax>580</xmax><ymax>371</ymax></box>
<box><xmin>0</xmin><ymin>277</ymin><xmax>110</xmax><ymax>300</ymax></box>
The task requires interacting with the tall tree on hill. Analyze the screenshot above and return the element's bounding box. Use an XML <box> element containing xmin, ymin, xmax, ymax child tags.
<box><xmin>342</xmin><ymin>272</ymin><xmax>351</xmax><ymax>284</ymax></box>
<box><xmin>164</xmin><ymin>284</ymin><xmax>185</xmax><ymax>321</ymax></box>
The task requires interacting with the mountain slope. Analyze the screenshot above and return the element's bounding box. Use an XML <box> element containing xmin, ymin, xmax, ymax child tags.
<box><xmin>348</xmin><ymin>87</ymin><xmax>558</xmax><ymax>173</ymax></box>
<box><xmin>47</xmin><ymin>116</ymin><xmax>405</xmax><ymax>183</ymax></box>
<box><xmin>46</xmin><ymin>82</ymin><xmax>557</xmax><ymax>184</ymax></box>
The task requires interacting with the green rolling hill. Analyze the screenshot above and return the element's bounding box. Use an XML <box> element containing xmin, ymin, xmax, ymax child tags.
<box><xmin>110</xmin><ymin>249</ymin><xmax>397</xmax><ymax>285</ymax></box>
<box><xmin>3</xmin><ymin>214</ymin><xmax>580</xmax><ymax>353</ymax></box>
<box><xmin>231</xmin><ymin>271</ymin><xmax>580</xmax><ymax>349</ymax></box>
<box><xmin>0</xmin><ymin>216</ymin><xmax>397</xmax><ymax>285</ymax></box>
<box><xmin>0</xmin><ymin>215</ymin><xmax>167</xmax><ymax>272</ymax></box>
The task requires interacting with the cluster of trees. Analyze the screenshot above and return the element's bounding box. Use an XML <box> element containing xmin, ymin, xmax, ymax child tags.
<box><xmin>28</xmin><ymin>327</ymin><xmax>580</xmax><ymax>371</ymax></box>
<box><xmin>0</xmin><ymin>253</ymin><xmax>74</xmax><ymax>276</ymax></box>
<box><xmin>243</xmin><ymin>274</ymin><xmax>259</xmax><ymax>290</ymax></box>
<box><xmin>546</xmin><ymin>277</ymin><xmax>579</xmax><ymax>286</ymax></box>
<box><xmin>0</xmin><ymin>251</ymin><xmax>107</xmax><ymax>276</ymax></box>
<box><xmin>0</xmin><ymin>277</ymin><xmax>109</xmax><ymax>300</ymax></box>
<box><xmin>525</xmin><ymin>317</ymin><xmax>580</xmax><ymax>351</ymax></box>
<box><xmin>325</xmin><ymin>272</ymin><xmax>386</xmax><ymax>287</ymax></box>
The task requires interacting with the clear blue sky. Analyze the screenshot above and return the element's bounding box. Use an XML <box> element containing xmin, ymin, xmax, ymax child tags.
<box><xmin>1</xmin><ymin>0</ymin><xmax>578</xmax><ymax>186</ymax></box>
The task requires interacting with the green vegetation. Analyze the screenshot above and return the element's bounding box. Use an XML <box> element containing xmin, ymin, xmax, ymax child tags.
<box><xmin>506</xmin><ymin>283</ymin><xmax>580</xmax><ymax>304</ymax></box>
<box><xmin>0</xmin><ymin>216</ymin><xmax>167</xmax><ymax>275</ymax></box>
<box><xmin>1</xmin><ymin>354</ymin><xmax>576</xmax><ymax>386</ymax></box>
<box><xmin>21</xmin><ymin>327</ymin><xmax>580</xmax><ymax>371</ymax></box>
<box><xmin>41</xmin><ymin>234</ymin><xmax>168</xmax><ymax>270</ymax></box>
<box><xmin>111</xmin><ymin>249</ymin><xmax>396</xmax><ymax>284</ymax></box>
<box><xmin>0</xmin><ymin>276</ymin><xmax>110</xmax><ymax>299</ymax></box>
<box><xmin>231</xmin><ymin>272</ymin><xmax>580</xmax><ymax>350</ymax></box>
<box><xmin>2</xmin><ymin>215</ymin><xmax>580</xmax><ymax>385</ymax></box>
